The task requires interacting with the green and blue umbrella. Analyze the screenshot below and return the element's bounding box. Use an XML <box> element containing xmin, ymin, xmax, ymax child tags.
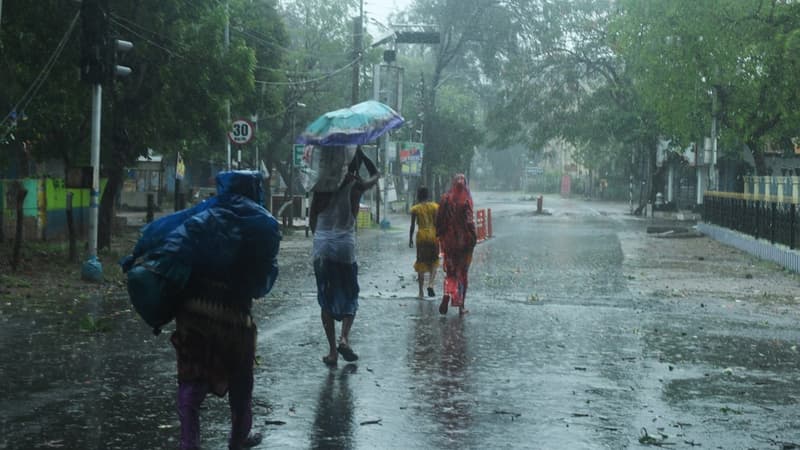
<box><xmin>296</xmin><ymin>100</ymin><xmax>404</xmax><ymax>146</ymax></box>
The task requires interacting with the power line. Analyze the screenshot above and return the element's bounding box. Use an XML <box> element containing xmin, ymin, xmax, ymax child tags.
<box><xmin>113</xmin><ymin>11</ymin><xmax>357</xmax><ymax>84</ymax></box>
<box><xmin>232</xmin><ymin>26</ymin><xmax>293</xmax><ymax>53</ymax></box>
<box><xmin>110</xmin><ymin>17</ymin><xmax>183</xmax><ymax>58</ymax></box>
<box><xmin>110</xmin><ymin>13</ymin><xmax>188</xmax><ymax>56</ymax></box>
<box><xmin>256</xmin><ymin>57</ymin><xmax>359</xmax><ymax>86</ymax></box>
<box><xmin>1</xmin><ymin>10</ymin><xmax>79</xmax><ymax>135</ymax></box>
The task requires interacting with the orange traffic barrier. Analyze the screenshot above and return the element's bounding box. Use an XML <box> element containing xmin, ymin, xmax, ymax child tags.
<box><xmin>476</xmin><ymin>209</ymin><xmax>486</xmax><ymax>242</ymax></box>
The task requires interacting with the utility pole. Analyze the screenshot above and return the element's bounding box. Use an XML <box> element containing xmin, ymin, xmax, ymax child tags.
<box><xmin>79</xmin><ymin>0</ymin><xmax>132</xmax><ymax>281</ymax></box>
<box><xmin>225</xmin><ymin>6</ymin><xmax>231</xmax><ymax>171</ymax></box>
<box><xmin>225</xmin><ymin>0</ymin><xmax>231</xmax><ymax>170</ymax></box>
<box><xmin>710</xmin><ymin>87</ymin><xmax>718</xmax><ymax>190</ymax></box>
<box><xmin>351</xmin><ymin>0</ymin><xmax>363</xmax><ymax>104</ymax></box>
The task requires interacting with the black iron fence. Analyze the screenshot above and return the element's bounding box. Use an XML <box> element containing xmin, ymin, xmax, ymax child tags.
<box><xmin>703</xmin><ymin>192</ymin><xmax>800</xmax><ymax>250</ymax></box>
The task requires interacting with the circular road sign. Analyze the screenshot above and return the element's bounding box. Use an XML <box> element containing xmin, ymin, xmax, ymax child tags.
<box><xmin>228</xmin><ymin>119</ymin><xmax>255</xmax><ymax>145</ymax></box>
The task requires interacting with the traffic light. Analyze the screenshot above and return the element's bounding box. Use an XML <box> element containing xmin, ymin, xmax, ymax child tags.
<box><xmin>111</xmin><ymin>38</ymin><xmax>133</xmax><ymax>78</ymax></box>
<box><xmin>80</xmin><ymin>0</ymin><xmax>133</xmax><ymax>84</ymax></box>
<box><xmin>80</xmin><ymin>0</ymin><xmax>109</xmax><ymax>84</ymax></box>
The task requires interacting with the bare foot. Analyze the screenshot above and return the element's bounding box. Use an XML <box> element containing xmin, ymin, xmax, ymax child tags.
<box><xmin>417</xmin><ymin>292</ymin><xmax>424</xmax><ymax>299</ymax></box>
<box><xmin>459</xmin><ymin>307</ymin><xmax>469</xmax><ymax>315</ymax></box>
<box><xmin>322</xmin><ymin>354</ymin><xmax>337</xmax><ymax>366</ymax></box>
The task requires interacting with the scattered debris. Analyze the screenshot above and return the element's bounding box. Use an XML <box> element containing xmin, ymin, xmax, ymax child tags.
<box><xmin>752</xmin><ymin>434</ymin><xmax>799</xmax><ymax>449</ymax></box>
<box><xmin>79</xmin><ymin>314</ymin><xmax>113</xmax><ymax>333</ymax></box>
<box><xmin>264</xmin><ymin>420</ymin><xmax>286</xmax><ymax>426</ymax></box>
<box><xmin>359</xmin><ymin>419</ymin><xmax>382</xmax><ymax>426</ymax></box>
<box><xmin>719</xmin><ymin>406</ymin><xmax>742</xmax><ymax>415</ymax></box>
<box><xmin>639</xmin><ymin>428</ymin><xmax>674</xmax><ymax>446</ymax></box>
<box><xmin>494</xmin><ymin>410</ymin><xmax>522</xmax><ymax>421</ymax></box>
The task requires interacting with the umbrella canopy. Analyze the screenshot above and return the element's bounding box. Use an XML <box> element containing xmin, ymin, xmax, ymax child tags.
<box><xmin>296</xmin><ymin>100</ymin><xmax>404</xmax><ymax>146</ymax></box>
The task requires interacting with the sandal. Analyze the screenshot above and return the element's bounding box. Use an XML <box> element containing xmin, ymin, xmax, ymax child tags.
<box><xmin>439</xmin><ymin>295</ymin><xmax>449</xmax><ymax>314</ymax></box>
<box><xmin>337</xmin><ymin>343</ymin><xmax>359</xmax><ymax>362</ymax></box>
<box><xmin>427</xmin><ymin>287</ymin><xmax>435</xmax><ymax>297</ymax></box>
<box><xmin>322</xmin><ymin>355</ymin><xmax>337</xmax><ymax>367</ymax></box>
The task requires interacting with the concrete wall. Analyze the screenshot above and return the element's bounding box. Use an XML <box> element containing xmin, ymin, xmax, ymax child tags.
<box><xmin>1</xmin><ymin>177</ymin><xmax>106</xmax><ymax>241</ymax></box>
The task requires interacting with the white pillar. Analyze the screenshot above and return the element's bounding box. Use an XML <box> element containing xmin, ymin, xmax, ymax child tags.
<box><xmin>696</xmin><ymin>166</ymin><xmax>706</xmax><ymax>205</ymax></box>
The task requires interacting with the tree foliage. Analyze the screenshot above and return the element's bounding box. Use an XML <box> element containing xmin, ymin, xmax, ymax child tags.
<box><xmin>1</xmin><ymin>0</ymin><xmax>289</xmax><ymax>249</ymax></box>
<box><xmin>611</xmin><ymin>0</ymin><xmax>800</xmax><ymax>174</ymax></box>
<box><xmin>481</xmin><ymin>0</ymin><xmax>655</xmax><ymax>174</ymax></box>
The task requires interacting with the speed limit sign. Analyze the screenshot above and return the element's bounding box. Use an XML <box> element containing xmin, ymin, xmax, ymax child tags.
<box><xmin>228</xmin><ymin>119</ymin><xmax>255</xmax><ymax>145</ymax></box>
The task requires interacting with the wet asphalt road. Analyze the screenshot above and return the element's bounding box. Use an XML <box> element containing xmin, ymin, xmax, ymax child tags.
<box><xmin>1</xmin><ymin>192</ymin><xmax>799</xmax><ymax>449</ymax></box>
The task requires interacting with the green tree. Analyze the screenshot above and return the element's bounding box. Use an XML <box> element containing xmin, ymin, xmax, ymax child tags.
<box><xmin>98</xmin><ymin>0</ymin><xmax>268</xmax><ymax>248</ymax></box>
<box><xmin>270</xmin><ymin>0</ymin><xmax>362</xmax><ymax>194</ymax></box>
<box><xmin>611</xmin><ymin>0</ymin><xmax>800</xmax><ymax>174</ymax></box>
<box><xmin>477</xmin><ymin>0</ymin><xmax>658</xmax><ymax>203</ymax></box>
<box><xmin>1</xmin><ymin>1</ymin><xmax>288</xmax><ymax>250</ymax></box>
<box><xmin>403</xmin><ymin>0</ymin><xmax>509</xmax><ymax>191</ymax></box>
<box><xmin>0</xmin><ymin>1</ymin><xmax>89</xmax><ymax>178</ymax></box>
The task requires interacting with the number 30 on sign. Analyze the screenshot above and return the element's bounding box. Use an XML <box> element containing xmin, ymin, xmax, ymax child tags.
<box><xmin>228</xmin><ymin>119</ymin><xmax>255</xmax><ymax>145</ymax></box>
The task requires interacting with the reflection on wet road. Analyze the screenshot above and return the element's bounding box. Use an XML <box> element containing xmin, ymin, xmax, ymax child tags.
<box><xmin>311</xmin><ymin>365</ymin><xmax>356</xmax><ymax>449</ymax></box>
<box><xmin>1</xmin><ymin>194</ymin><xmax>799</xmax><ymax>449</ymax></box>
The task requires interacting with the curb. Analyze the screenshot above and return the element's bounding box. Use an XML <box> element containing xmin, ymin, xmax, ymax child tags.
<box><xmin>697</xmin><ymin>223</ymin><xmax>800</xmax><ymax>273</ymax></box>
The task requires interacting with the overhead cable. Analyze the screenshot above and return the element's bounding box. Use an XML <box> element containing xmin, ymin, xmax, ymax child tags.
<box><xmin>1</xmin><ymin>11</ymin><xmax>80</xmax><ymax>134</ymax></box>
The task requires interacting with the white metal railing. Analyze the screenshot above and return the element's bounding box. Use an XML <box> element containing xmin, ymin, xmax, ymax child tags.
<box><xmin>742</xmin><ymin>176</ymin><xmax>800</xmax><ymax>203</ymax></box>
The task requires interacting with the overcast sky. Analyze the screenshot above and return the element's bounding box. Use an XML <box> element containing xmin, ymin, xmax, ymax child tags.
<box><xmin>363</xmin><ymin>0</ymin><xmax>413</xmax><ymax>30</ymax></box>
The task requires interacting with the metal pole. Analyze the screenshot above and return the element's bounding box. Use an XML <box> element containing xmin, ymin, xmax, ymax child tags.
<box><xmin>88</xmin><ymin>84</ymin><xmax>102</xmax><ymax>259</ymax></box>
<box><xmin>226</xmin><ymin>103</ymin><xmax>232</xmax><ymax>170</ymax></box>
<box><xmin>225</xmin><ymin>1</ymin><xmax>231</xmax><ymax>170</ymax></box>
<box><xmin>382</xmin><ymin>139</ymin><xmax>389</xmax><ymax>226</ymax></box>
<box><xmin>252</xmin><ymin>113</ymin><xmax>259</xmax><ymax>169</ymax></box>
<box><xmin>711</xmin><ymin>88</ymin><xmax>718</xmax><ymax>190</ymax></box>
<box><xmin>373</xmin><ymin>64</ymin><xmax>381</xmax><ymax>225</ymax></box>
<box><xmin>81</xmin><ymin>83</ymin><xmax>104</xmax><ymax>281</ymax></box>
<box><xmin>287</xmin><ymin>112</ymin><xmax>295</xmax><ymax>227</ymax></box>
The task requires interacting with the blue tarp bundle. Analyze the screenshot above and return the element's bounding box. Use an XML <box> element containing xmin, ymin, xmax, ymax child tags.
<box><xmin>120</xmin><ymin>170</ymin><xmax>280</xmax><ymax>332</ymax></box>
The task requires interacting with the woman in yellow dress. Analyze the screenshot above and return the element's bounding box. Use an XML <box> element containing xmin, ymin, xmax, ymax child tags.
<box><xmin>409</xmin><ymin>187</ymin><xmax>440</xmax><ymax>299</ymax></box>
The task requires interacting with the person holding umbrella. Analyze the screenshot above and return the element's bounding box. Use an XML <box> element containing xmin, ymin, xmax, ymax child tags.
<box><xmin>309</xmin><ymin>146</ymin><xmax>380</xmax><ymax>366</ymax></box>
<box><xmin>298</xmin><ymin>100</ymin><xmax>403</xmax><ymax>366</ymax></box>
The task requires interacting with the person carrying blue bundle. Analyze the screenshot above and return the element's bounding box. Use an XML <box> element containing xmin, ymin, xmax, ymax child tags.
<box><xmin>120</xmin><ymin>170</ymin><xmax>280</xmax><ymax>450</ymax></box>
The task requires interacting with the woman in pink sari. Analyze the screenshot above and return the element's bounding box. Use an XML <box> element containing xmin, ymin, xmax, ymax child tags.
<box><xmin>435</xmin><ymin>174</ymin><xmax>477</xmax><ymax>315</ymax></box>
